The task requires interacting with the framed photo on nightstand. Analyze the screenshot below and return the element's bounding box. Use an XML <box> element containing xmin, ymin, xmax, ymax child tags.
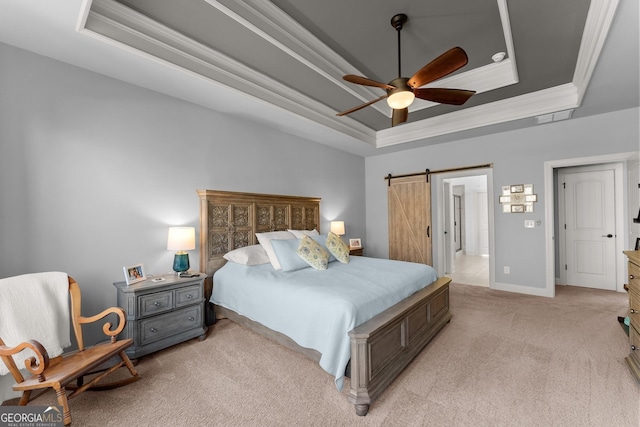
<box><xmin>349</xmin><ymin>238</ymin><xmax>362</xmax><ymax>249</ymax></box>
<box><xmin>123</xmin><ymin>263</ymin><xmax>146</xmax><ymax>285</ymax></box>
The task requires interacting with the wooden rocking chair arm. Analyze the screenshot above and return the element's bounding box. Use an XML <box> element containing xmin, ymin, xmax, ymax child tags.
<box><xmin>0</xmin><ymin>339</ymin><xmax>50</xmax><ymax>376</ymax></box>
<box><xmin>78</xmin><ymin>306</ymin><xmax>127</xmax><ymax>337</ymax></box>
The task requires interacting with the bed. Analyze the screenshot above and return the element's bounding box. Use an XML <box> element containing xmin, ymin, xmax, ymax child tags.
<box><xmin>197</xmin><ymin>190</ymin><xmax>451</xmax><ymax>416</ymax></box>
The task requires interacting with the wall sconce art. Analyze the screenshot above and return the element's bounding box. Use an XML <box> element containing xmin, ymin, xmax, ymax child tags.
<box><xmin>499</xmin><ymin>184</ymin><xmax>537</xmax><ymax>213</ymax></box>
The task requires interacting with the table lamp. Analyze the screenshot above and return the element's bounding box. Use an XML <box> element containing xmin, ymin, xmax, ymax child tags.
<box><xmin>167</xmin><ymin>227</ymin><xmax>195</xmax><ymax>274</ymax></box>
<box><xmin>330</xmin><ymin>221</ymin><xmax>345</xmax><ymax>236</ymax></box>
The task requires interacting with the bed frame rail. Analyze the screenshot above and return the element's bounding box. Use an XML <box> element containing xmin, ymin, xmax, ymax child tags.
<box><xmin>348</xmin><ymin>276</ymin><xmax>451</xmax><ymax>416</ymax></box>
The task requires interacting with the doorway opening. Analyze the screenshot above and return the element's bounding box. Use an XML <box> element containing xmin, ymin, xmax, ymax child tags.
<box><xmin>433</xmin><ymin>169</ymin><xmax>494</xmax><ymax>288</ymax></box>
<box><xmin>544</xmin><ymin>152</ymin><xmax>637</xmax><ymax>297</ymax></box>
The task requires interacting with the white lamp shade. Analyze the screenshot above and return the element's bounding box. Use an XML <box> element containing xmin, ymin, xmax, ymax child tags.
<box><xmin>167</xmin><ymin>227</ymin><xmax>195</xmax><ymax>251</ymax></box>
<box><xmin>330</xmin><ymin>221</ymin><xmax>345</xmax><ymax>236</ymax></box>
<box><xmin>386</xmin><ymin>90</ymin><xmax>415</xmax><ymax>109</ymax></box>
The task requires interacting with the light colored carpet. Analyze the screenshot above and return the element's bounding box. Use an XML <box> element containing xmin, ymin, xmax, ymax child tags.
<box><xmin>18</xmin><ymin>283</ymin><xmax>640</xmax><ymax>426</ymax></box>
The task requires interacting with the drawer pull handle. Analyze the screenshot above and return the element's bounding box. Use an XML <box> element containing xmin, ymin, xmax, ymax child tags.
<box><xmin>188</xmin><ymin>316</ymin><xmax>195</xmax><ymax>321</ymax></box>
<box><xmin>150</xmin><ymin>327</ymin><xmax>158</xmax><ymax>333</ymax></box>
<box><xmin>186</xmin><ymin>294</ymin><xmax>193</xmax><ymax>299</ymax></box>
<box><xmin>631</xmin><ymin>309</ymin><xmax>638</xmax><ymax>314</ymax></box>
<box><xmin>633</xmin><ymin>345</ymin><xmax>638</xmax><ymax>351</ymax></box>
<box><xmin>631</xmin><ymin>275</ymin><xmax>635</xmax><ymax>280</ymax></box>
<box><xmin>154</xmin><ymin>302</ymin><xmax>161</xmax><ymax>307</ymax></box>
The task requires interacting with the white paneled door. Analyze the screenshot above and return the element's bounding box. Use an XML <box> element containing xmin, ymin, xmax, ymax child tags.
<box><xmin>560</xmin><ymin>167</ymin><xmax>617</xmax><ymax>290</ymax></box>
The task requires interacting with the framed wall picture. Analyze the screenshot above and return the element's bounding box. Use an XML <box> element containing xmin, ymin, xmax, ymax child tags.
<box><xmin>349</xmin><ymin>238</ymin><xmax>362</xmax><ymax>249</ymax></box>
<box><xmin>510</xmin><ymin>184</ymin><xmax>524</xmax><ymax>193</ymax></box>
<box><xmin>123</xmin><ymin>263</ymin><xmax>146</xmax><ymax>285</ymax></box>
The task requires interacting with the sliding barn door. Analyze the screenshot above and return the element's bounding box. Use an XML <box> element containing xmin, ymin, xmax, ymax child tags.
<box><xmin>388</xmin><ymin>175</ymin><xmax>432</xmax><ymax>265</ymax></box>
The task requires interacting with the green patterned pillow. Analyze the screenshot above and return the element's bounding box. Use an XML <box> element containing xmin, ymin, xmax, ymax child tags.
<box><xmin>326</xmin><ymin>232</ymin><xmax>350</xmax><ymax>264</ymax></box>
<box><xmin>297</xmin><ymin>235</ymin><xmax>329</xmax><ymax>270</ymax></box>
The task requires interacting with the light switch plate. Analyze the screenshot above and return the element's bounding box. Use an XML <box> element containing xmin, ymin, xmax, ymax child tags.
<box><xmin>524</xmin><ymin>220</ymin><xmax>535</xmax><ymax>228</ymax></box>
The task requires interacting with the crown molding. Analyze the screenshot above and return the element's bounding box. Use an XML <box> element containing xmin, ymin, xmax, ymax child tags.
<box><xmin>572</xmin><ymin>0</ymin><xmax>620</xmax><ymax>103</ymax></box>
<box><xmin>376</xmin><ymin>84</ymin><xmax>579</xmax><ymax>147</ymax></box>
<box><xmin>79</xmin><ymin>0</ymin><xmax>618</xmax><ymax>150</ymax></box>
<box><xmin>82</xmin><ymin>0</ymin><xmax>377</xmax><ymax>145</ymax></box>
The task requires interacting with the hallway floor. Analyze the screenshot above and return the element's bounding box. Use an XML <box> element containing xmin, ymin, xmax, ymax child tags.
<box><xmin>447</xmin><ymin>252</ymin><xmax>489</xmax><ymax>287</ymax></box>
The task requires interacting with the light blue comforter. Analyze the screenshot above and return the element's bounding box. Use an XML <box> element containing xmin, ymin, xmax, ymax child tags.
<box><xmin>212</xmin><ymin>256</ymin><xmax>438</xmax><ymax>390</ymax></box>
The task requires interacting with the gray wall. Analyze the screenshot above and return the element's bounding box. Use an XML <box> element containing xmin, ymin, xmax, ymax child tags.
<box><xmin>365</xmin><ymin>107</ymin><xmax>639</xmax><ymax>292</ymax></box>
<box><xmin>0</xmin><ymin>43</ymin><xmax>365</xmax><ymax>339</ymax></box>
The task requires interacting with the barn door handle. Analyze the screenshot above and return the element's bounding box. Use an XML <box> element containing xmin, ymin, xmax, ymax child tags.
<box><xmin>601</xmin><ymin>234</ymin><xmax>613</xmax><ymax>238</ymax></box>
<box><xmin>426</xmin><ymin>226</ymin><xmax>430</xmax><ymax>238</ymax></box>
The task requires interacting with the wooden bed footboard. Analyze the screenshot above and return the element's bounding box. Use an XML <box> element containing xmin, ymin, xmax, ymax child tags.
<box><xmin>348</xmin><ymin>276</ymin><xmax>452</xmax><ymax>416</ymax></box>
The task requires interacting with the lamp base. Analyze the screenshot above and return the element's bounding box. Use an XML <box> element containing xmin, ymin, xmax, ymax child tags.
<box><xmin>173</xmin><ymin>253</ymin><xmax>190</xmax><ymax>274</ymax></box>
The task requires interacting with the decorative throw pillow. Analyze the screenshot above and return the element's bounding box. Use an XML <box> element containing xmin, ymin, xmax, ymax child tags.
<box><xmin>326</xmin><ymin>231</ymin><xmax>350</xmax><ymax>264</ymax></box>
<box><xmin>309</xmin><ymin>234</ymin><xmax>336</xmax><ymax>262</ymax></box>
<box><xmin>223</xmin><ymin>244</ymin><xmax>271</xmax><ymax>265</ymax></box>
<box><xmin>256</xmin><ymin>231</ymin><xmax>296</xmax><ymax>270</ymax></box>
<box><xmin>271</xmin><ymin>238</ymin><xmax>310</xmax><ymax>272</ymax></box>
<box><xmin>296</xmin><ymin>235</ymin><xmax>329</xmax><ymax>270</ymax></box>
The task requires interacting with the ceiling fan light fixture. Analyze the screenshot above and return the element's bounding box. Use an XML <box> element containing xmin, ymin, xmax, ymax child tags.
<box><xmin>387</xmin><ymin>77</ymin><xmax>415</xmax><ymax>109</ymax></box>
<box><xmin>387</xmin><ymin>90</ymin><xmax>415</xmax><ymax>109</ymax></box>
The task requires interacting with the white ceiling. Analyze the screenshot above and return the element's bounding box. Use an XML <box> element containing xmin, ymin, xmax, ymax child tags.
<box><xmin>0</xmin><ymin>0</ymin><xmax>637</xmax><ymax>157</ymax></box>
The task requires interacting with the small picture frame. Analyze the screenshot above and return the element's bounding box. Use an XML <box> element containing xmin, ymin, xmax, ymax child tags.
<box><xmin>511</xmin><ymin>204</ymin><xmax>525</xmax><ymax>213</ymax></box>
<box><xmin>635</xmin><ymin>238</ymin><xmax>640</xmax><ymax>251</ymax></box>
<box><xmin>510</xmin><ymin>184</ymin><xmax>524</xmax><ymax>193</ymax></box>
<box><xmin>349</xmin><ymin>238</ymin><xmax>362</xmax><ymax>249</ymax></box>
<box><xmin>123</xmin><ymin>263</ymin><xmax>146</xmax><ymax>285</ymax></box>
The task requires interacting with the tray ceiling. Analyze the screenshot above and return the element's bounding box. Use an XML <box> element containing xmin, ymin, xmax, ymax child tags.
<box><xmin>0</xmin><ymin>0</ymin><xmax>634</xmax><ymax>155</ymax></box>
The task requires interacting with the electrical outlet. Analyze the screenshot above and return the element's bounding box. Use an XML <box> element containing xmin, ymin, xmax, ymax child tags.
<box><xmin>504</xmin><ymin>266</ymin><xmax>510</xmax><ymax>274</ymax></box>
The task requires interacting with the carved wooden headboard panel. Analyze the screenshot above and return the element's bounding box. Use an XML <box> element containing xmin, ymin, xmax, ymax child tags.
<box><xmin>196</xmin><ymin>190</ymin><xmax>321</xmax><ymax>278</ymax></box>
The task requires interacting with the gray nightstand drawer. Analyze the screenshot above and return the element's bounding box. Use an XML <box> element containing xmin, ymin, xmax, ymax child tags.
<box><xmin>114</xmin><ymin>274</ymin><xmax>207</xmax><ymax>359</ymax></box>
<box><xmin>139</xmin><ymin>290</ymin><xmax>173</xmax><ymax>317</ymax></box>
<box><xmin>175</xmin><ymin>284</ymin><xmax>202</xmax><ymax>307</ymax></box>
<box><xmin>139</xmin><ymin>305</ymin><xmax>202</xmax><ymax>345</ymax></box>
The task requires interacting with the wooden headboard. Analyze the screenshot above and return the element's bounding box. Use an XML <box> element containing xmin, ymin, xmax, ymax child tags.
<box><xmin>196</xmin><ymin>190</ymin><xmax>321</xmax><ymax>278</ymax></box>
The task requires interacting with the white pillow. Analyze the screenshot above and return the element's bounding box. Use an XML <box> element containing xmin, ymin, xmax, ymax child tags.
<box><xmin>256</xmin><ymin>231</ymin><xmax>296</xmax><ymax>270</ymax></box>
<box><xmin>223</xmin><ymin>245</ymin><xmax>270</xmax><ymax>265</ymax></box>
<box><xmin>288</xmin><ymin>229</ymin><xmax>319</xmax><ymax>238</ymax></box>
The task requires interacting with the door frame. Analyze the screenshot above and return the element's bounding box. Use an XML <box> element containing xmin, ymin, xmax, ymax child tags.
<box><xmin>557</xmin><ymin>164</ymin><xmax>620</xmax><ymax>289</ymax></box>
<box><xmin>432</xmin><ymin>167</ymin><xmax>495</xmax><ymax>288</ymax></box>
<box><xmin>544</xmin><ymin>152</ymin><xmax>636</xmax><ymax>297</ymax></box>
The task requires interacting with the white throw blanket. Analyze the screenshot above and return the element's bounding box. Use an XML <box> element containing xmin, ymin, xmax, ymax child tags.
<box><xmin>0</xmin><ymin>272</ymin><xmax>71</xmax><ymax>376</ymax></box>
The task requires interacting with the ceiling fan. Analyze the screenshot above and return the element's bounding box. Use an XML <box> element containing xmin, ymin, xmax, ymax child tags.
<box><xmin>337</xmin><ymin>13</ymin><xmax>476</xmax><ymax>127</ymax></box>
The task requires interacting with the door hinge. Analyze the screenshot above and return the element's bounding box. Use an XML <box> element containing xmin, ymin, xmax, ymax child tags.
<box><xmin>565</xmin><ymin>264</ymin><xmax>567</xmax><ymax>270</ymax></box>
<box><xmin>562</xmin><ymin>182</ymin><xmax>566</xmax><ymax>189</ymax></box>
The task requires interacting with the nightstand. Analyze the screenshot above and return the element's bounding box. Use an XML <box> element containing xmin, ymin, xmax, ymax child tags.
<box><xmin>349</xmin><ymin>247</ymin><xmax>364</xmax><ymax>256</ymax></box>
<box><xmin>113</xmin><ymin>274</ymin><xmax>208</xmax><ymax>359</ymax></box>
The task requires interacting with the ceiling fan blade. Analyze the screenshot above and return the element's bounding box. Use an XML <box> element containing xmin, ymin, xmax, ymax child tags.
<box><xmin>336</xmin><ymin>94</ymin><xmax>389</xmax><ymax>116</ymax></box>
<box><xmin>408</xmin><ymin>47</ymin><xmax>469</xmax><ymax>89</ymax></box>
<box><xmin>391</xmin><ymin>108</ymin><xmax>408</xmax><ymax>126</ymax></box>
<box><xmin>343</xmin><ymin>75</ymin><xmax>395</xmax><ymax>90</ymax></box>
<box><xmin>414</xmin><ymin>88</ymin><xmax>476</xmax><ymax>105</ymax></box>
